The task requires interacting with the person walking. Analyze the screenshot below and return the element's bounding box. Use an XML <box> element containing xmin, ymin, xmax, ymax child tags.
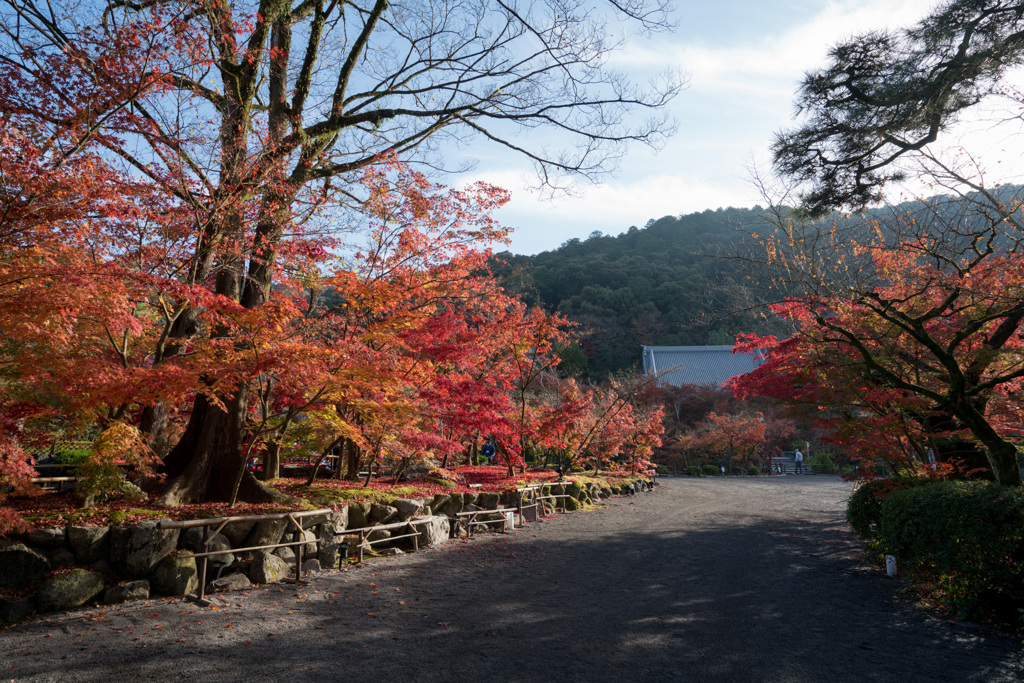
<box><xmin>794</xmin><ymin>448</ymin><xmax>804</xmax><ymax>475</ymax></box>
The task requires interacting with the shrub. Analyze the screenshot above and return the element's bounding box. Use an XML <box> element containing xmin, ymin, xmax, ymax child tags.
<box><xmin>686</xmin><ymin>466</ymin><xmax>701</xmax><ymax>477</ymax></box>
<box><xmin>807</xmin><ymin>452</ymin><xmax>835</xmax><ymax>473</ymax></box>
<box><xmin>701</xmin><ymin>464</ymin><xmax>719</xmax><ymax>477</ymax></box>
<box><xmin>747</xmin><ymin>466</ymin><xmax>759</xmax><ymax>476</ymax></box>
<box><xmin>847</xmin><ymin>478</ymin><xmax>930</xmax><ymax>538</ymax></box>
<box><xmin>655</xmin><ymin>464</ymin><xmax>670</xmax><ymax>475</ymax></box>
<box><xmin>878</xmin><ymin>481</ymin><xmax>1024</xmax><ymax>619</ymax></box>
<box><xmin>55</xmin><ymin>445</ymin><xmax>92</xmax><ymax>465</ymax></box>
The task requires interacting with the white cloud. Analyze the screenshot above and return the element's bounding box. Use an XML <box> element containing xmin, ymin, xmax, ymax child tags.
<box><xmin>470</xmin><ymin>172</ymin><xmax>762</xmax><ymax>254</ymax></box>
<box><xmin>614</xmin><ymin>0</ymin><xmax>936</xmax><ymax>91</ymax></box>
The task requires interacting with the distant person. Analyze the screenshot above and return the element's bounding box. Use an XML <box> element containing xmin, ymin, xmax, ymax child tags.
<box><xmin>794</xmin><ymin>449</ymin><xmax>804</xmax><ymax>474</ymax></box>
<box><xmin>927</xmin><ymin>448</ymin><xmax>936</xmax><ymax>471</ymax></box>
<box><xmin>481</xmin><ymin>438</ymin><xmax>496</xmax><ymax>464</ymax></box>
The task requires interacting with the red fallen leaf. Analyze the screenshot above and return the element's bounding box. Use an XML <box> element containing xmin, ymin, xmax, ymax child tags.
<box><xmin>226</xmin><ymin>623</ymin><xmax>232</xmax><ymax>628</ymax></box>
<box><xmin>243</xmin><ymin>641</ymin><xmax>251</xmax><ymax>646</ymax></box>
<box><xmin>437</xmin><ymin>621</ymin><xmax>451</xmax><ymax>626</ymax></box>
<box><xmin>366</xmin><ymin>613</ymin><xmax>376</xmax><ymax>616</ymax></box>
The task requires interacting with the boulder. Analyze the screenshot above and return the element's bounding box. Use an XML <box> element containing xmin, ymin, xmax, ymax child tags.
<box><xmin>47</xmin><ymin>547</ymin><xmax>76</xmax><ymax>568</ymax></box>
<box><xmin>415</xmin><ymin>516</ymin><xmax>450</xmax><ymax>548</ymax></box>
<box><xmin>0</xmin><ymin>542</ymin><xmax>51</xmax><ymax>590</ymax></box>
<box><xmin>315</xmin><ymin>510</ymin><xmax>348</xmax><ymax>542</ymax></box>
<box><xmin>103</xmin><ymin>580</ymin><xmax>150</xmax><ymax>605</ymax></box>
<box><xmin>181</xmin><ymin>530</ymin><xmax>236</xmax><ymax>569</ymax></box>
<box><xmin>151</xmin><ymin>554</ymin><xmax>199</xmax><ymax>596</ymax></box>
<box><xmin>318</xmin><ymin>542</ymin><xmax>342</xmax><ymax>570</ymax></box>
<box><xmin>297</xmin><ymin>512</ymin><xmax>331</xmax><ymax>529</ymax></box>
<box><xmin>564</xmin><ymin>496</ymin><xmax>582</xmax><ymax>512</ymax></box>
<box><xmin>0</xmin><ymin>595</ymin><xmax>35</xmax><ymax>623</ymax></box>
<box><xmin>316</xmin><ymin>511</ymin><xmax>349</xmax><ymax>569</ymax></box>
<box><xmin>35</xmin><ymin>569</ymin><xmax>104</xmax><ymax>612</ymax></box>
<box><xmin>300</xmin><ymin>558</ymin><xmax>321</xmax><ymax>574</ymax></box>
<box><xmin>429</xmin><ymin>494</ymin><xmax>449</xmax><ymax>514</ymax></box>
<box><xmin>27</xmin><ymin>527</ymin><xmax>66</xmax><ymax>548</ymax></box>
<box><xmin>348</xmin><ymin>502</ymin><xmax>371</xmax><ymax>529</ymax></box>
<box><xmin>90</xmin><ymin>559</ymin><xmax>115</xmax><ymax>579</ymax></box>
<box><xmin>208</xmin><ymin>573</ymin><xmax>252</xmax><ymax>593</ymax></box>
<box><xmin>443</xmin><ymin>496</ymin><xmax>464</xmax><ymax>516</ymax></box>
<box><xmin>392</xmin><ymin>498</ymin><xmax>423</xmax><ymax>521</ymax></box>
<box><xmin>249</xmin><ymin>551</ymin><xmax>290</xmax><ymax>584</ymax></box>
<box><xmin>219</xmin><ymin>521</ymin><xmax>255</xmax><ymax>547</ymax></box>
<box><xmin>110</xmin><ymin>521</ymin><xmax>180</xmax><ymax>578</ymax></box>
<box><xmin>370</xmin><ymin>504</ymin><xmax>398</xmax><ymax>524</ymax></box>
<box><xmin>244</xmin><ymin>519</ymin><xmax>289</xmax><ymax>549</ymax></box>
<box><xmin>274</xmin><ymin>547</ymin><xmax>295</xmax><ymax>564</ymax></box>
<box><xmin>295</xmin><ymin>529</ymin><xmax>317</xmax><ymax>557</ymax></box>
<box><xmin>478</xmin><ymin>492</ymin><xmax>500</xmax><ymax>509</ymax></box>
<box><xmin>463</xmin><ymin>492</ymin><xmax>479</xmax><ymax>506</ymax></box>
<box><xmin>365</xmin><ymin>527</ymin><xmax>392</xmax><ymax>544</ymax></box>
<box><xmin>68</xmin><ymin>525</ymin><xmax>111</xmax><ymax>562</ymax></box>
<box><xmin>398</xmin><ymin>460</ymin><xmax>439</xmax><ymax>481</ymax></box>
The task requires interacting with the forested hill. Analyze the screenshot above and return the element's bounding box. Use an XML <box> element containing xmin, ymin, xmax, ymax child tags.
<box><xmin>491</xmin><ymin>206</ymin><xmax>787</xmax><ymax>379</ymax></box>
<box><xmin>492</xmin><ymin>186</ymin><xmax>1024</xmax><ymax>379</ymax></box>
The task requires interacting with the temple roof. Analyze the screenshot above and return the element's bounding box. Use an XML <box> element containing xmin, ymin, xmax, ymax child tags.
<box><xmin>641</xmin><ymin>345</ymin><xmax>763</xmax><ymax>388</ymax></box>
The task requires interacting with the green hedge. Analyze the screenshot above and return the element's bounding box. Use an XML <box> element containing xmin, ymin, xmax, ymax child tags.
<box><xmin>747</xmin><ymin>466</ymin><xmax>759</xmax><ymax>476</ymax></box>
<box><xmin>701</xmin><ymin>464</ymin><xmax>720</xmax><ymax>477</ymax></box>
<box><xmin>686</xmin><ymin>466</ymin><xmax>701</xmax><ymax>477</ymax></box>
<box><xmin>878</xmin><ymin>481</ymin><xmax>1024</xmax><ymax>618</ymax></box>
<box><xmin>847</xmin><ymin>478</ymin><xmax>932</xmax><ymax>538</ymax></box>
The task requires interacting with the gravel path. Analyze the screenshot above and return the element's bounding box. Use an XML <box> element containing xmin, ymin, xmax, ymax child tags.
<box><xmin>3</xmin><ymin>476</ymin><xmax>1022</xmax><ymax>682</ymax></box>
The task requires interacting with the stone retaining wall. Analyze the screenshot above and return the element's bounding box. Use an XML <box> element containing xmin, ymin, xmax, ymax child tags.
<box><xmin>0</xmin><ymin>479</ymin><xmax>652</xmax><ymax>623</ymax></box>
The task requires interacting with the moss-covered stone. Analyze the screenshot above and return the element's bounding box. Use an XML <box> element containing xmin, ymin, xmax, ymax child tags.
<box><xmin>151</xmin><ymin>554</ymin><xmax>199</xmax><ymax>596</ymax></box>
<box><xmin>348</xmin><ymin>501</ymin><xmax>372</xmax><ymax>529</ymax></box>
<box><xmin>35</xmin><ymin>569</ymin><xmax>104</xmax><ymax>612</ymax></box>
<box><xmin>0</xmin><ymin>542</ymin><xmax>51</xmax><ymax>591</ymax></box>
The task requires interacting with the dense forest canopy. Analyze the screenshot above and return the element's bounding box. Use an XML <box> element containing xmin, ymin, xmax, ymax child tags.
<box><xmin>492</xmin><ymin>206</ymin><xmax>792</xmax><ymax>378</ymax></box>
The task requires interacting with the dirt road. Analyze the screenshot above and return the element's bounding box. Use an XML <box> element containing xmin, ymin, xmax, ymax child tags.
<box><xmin>3</xmin><ymin>476</ymin><xmax>1022</xmax><ymax>682</ymax></box>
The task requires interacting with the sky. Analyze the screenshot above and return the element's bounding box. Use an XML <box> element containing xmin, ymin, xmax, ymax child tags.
<box><xmin>452</xmin><ymin>0</ymin><xmax>981</xmax><ymax>255</ymax></box>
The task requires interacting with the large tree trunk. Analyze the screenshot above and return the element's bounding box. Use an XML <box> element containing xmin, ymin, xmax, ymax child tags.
<box><xmin>345</xmin><ymin>439</ymin><xmax>361</xmax><ymax>481</ymax></box>
<box><xmin>139</xmin><ymin>402</ymin><xmax>170</xmax><ymax>457</ymax></box>
<box><xmin>264</xmin><ymin>440</ymin><xmax>283</xmax><ymax>480</ymax></box>
<box><xmin>923</xmin><ymin>412</ymin><xmax>999</xmax><ymax>482</ymax></box>
<box><xmin>156</xmin><ymin>388</ymin><xmax>289</xmax><ymax>506</ymax></box>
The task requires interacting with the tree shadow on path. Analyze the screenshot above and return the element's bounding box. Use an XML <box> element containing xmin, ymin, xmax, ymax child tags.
<box><xmin>3</xmin><ymin>478</ymin><xmax>1022</xmax><ymax>682</ymax></box>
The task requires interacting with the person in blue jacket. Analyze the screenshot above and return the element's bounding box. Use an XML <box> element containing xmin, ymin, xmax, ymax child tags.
<box><xmin>481</xmin><ymin>438</ymin><xmax>496</xmax><ymax>463</ymax></box>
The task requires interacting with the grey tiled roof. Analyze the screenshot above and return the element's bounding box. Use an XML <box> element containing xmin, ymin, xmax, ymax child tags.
<box><xmin>641</xmin><ymin>345</ymin><xmax>763</xmax><ymax>388</ymax></box>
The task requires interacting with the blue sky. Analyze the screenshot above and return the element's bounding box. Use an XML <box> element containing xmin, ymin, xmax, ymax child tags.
<box><xmin>455</xmin><ymin>0</ymin><xmax>950</xmax><ymax>255</ymax></box>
